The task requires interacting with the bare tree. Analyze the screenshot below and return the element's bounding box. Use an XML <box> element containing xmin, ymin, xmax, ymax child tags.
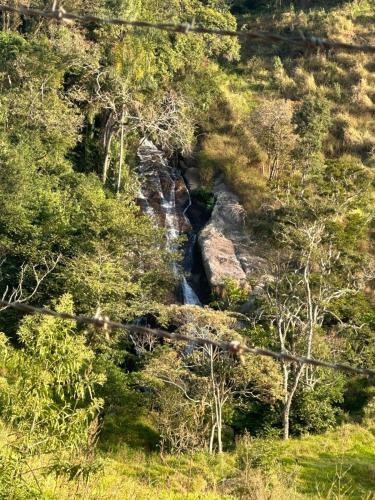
<box><xmin>139</xmin><ymin>91</ymin><xmax>195</xmax><ymax>157</ymax></box>
<box><xmin>130</xmin><ymin>328</ymin><xmax>158</xmax><ymax>354</ymax></box>
<box><xmin>94</xmin><ymin>70</ymin><xmax>194</xmax><ymax>186</ymax></box>
<box><xmin>0</xmin><ymin>254</ymin><xmax>61</xmax><ymax>311</ymax></box>
<box><xmin>258</xmin><ymin>222</ymin><xmax>352</xmax><ymax>439</ymax></box>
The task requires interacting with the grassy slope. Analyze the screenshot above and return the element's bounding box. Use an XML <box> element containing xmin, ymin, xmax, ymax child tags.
<box><xmin>32</xmin><ymin>424</ymin><xmax>374</xmax><ymax>498</ymax></box>
<box><xmin>279</xmin><ymin>425</ymin><xmax>375</xmax><ymax>499</ymax></box>
<box><xmin>198</xmin><ymin>0</ymin><xmax>375</xmax><ymax>214</ymax></box>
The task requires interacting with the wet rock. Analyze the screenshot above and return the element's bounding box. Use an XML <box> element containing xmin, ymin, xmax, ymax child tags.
<box><xmin>136</xmin><ymin>139</ymin><xmax>203</xmax><ymax>304</ymax></box>
<box><xmin>136</xmin><ymin>140</ymin><xmax>192</xmax><ymax>235</ymax></box>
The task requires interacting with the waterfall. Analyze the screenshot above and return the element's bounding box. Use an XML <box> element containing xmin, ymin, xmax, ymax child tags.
<box><xmin>181</xmin><ymin>276</ymin><xmax>201</xmax><ymax>305</ymax></box>
<box><xmin>136</xmin><ymin>139</ymin><xmax>201</xmax><ymax>306</ymax></box>
<box><xmin>137</xmin><ymin>189</ymin><xmax>155</xmax><ymax>218</ymax></box>
<box><xmin>161</xmin><ymin>180</ymin><xmax>179</xmax><ymax>248</ymax></box>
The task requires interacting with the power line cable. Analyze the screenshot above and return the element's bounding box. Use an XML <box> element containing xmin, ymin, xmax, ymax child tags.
<box><xmin>1</xmin><ymin>4</ymin><xmax>375</xmax><ymax>53</ymax></box>
<box><xmin>0</xmin><ymin>298</ymin><xmax>374</xmax><ymax>378</ymax></box>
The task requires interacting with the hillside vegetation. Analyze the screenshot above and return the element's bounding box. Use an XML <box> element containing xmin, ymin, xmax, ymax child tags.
<box><xmin>0</xmin><ymin>1</ymin><xmax>373</xmax><ymax>498</ymax></box>
<box><xmin>199</xmin><ymin>1</ymin><xmax>375</xmax><ymax>210</ymax></box>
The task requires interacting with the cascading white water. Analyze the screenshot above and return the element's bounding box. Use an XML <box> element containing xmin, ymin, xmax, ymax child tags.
<box><xmin>137</xmin><ymin>139</ymin><xmax>201</xmax><ymax>306</ymax></box>
<box><xmin>161</xmin><ymin>179</ymin><xmax>180</xmax><ymax>275</ymax></box>
<box><xmin>181</xmin><ymin>276</ymin><xmax>201</xmax><ymax>305</ymax></box>
<box><xmin>137</xmin><ymin>190</ymin><xmax>156</xmax><ymax>218</ymax></box>
<box><xmin>161</xmin><ymin>180</ymin><xmax>179</xmax><ymax>247</ymax></box>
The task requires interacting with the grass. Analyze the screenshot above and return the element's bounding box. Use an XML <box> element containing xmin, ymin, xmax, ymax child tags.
<box><xmin>278</xmin><ymin>425</ymin><xmax>375</xmax><ymax>499</ymax></box>
<box><xmin>96</xmin><ymin>425</ymin><xmax>375</xmax><ymax>499</ymax></box>
<box><xmin>15</xmin><ymin>424</ymin><xmax>373</xmax><ymax>499</ymax></box>
<box><xmin>41</xmin><ymin>447</ymin><xmax>236</xmax><ymax>499</ymax></box>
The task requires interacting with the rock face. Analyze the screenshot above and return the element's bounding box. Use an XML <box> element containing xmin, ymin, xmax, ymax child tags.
<box><xmin>198</xmin><ymin>177</ymin><xmax>265</xmax><ymax>291</ymax></box>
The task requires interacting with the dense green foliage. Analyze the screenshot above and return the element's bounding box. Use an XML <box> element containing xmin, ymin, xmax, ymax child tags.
<box><xmin>0</xmin><ymin>0</ymin><xmax>373</xmax><ymax>497</ymax></box>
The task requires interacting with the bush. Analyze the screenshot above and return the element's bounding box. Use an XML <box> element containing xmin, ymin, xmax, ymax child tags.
<box><xmin>291</xmin><ymin>380</ymin><xmax>345</xmax><ymax>435</ymax></box>
<box><xmin>236</xmin><ymin>432</ymin><xmax>280</xmax><ymax>471</ymax></box>
<box><xmin>191</xmin><ymin>187</ymin><xmax>216</xmax><ymax>211</ymax></box>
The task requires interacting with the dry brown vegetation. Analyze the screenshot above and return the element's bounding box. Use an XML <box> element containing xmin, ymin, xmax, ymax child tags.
<box><xmin>197</xmin><ymin>1</ymin><xmax>375</xmax><ymax>218</ymax></box>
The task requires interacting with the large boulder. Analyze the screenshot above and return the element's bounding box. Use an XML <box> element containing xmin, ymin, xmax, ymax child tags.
<box><xmin>198</xmin><ymin>177</ymin><xmax>266</xmax><ymax>291</ymax></box>
<box><xmin>199</xmin><ymin>226</ymin><xmax>247</xmax><ymax>287</ymax></box>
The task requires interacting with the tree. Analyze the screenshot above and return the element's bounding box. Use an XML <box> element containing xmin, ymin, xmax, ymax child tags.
<box><xmin>251</xmin><ymin>99</ymin><xmax>297</xmax><ymax>181</ymax></box>
<box><xmin>252</xmin><ymin>155</ymin><xmax>373</xmax><ymax>439</ymax></box>
<box><xmin>66</xmin><ymin>235</ymin><xmax>173</xmax><ymax>322</ymax></box>
<box><xmin>143</xmin><ymin>348</ymin><xmax>211</xmax><ymax>453</ymax></box>
<box><xmin>143</xmin><ymin>306</ymin><xmax>282</xmax><ymax>452</ymax></box>
<box><xmin>293</xmin><ymin>95</ymin><xmax>331</xmax><ymax>168</ymax></box>
<box><xmin>0</xmin><ymin>294</ymin><xmax>105</xmax><ymax>450</ymax></box>
<box><xmin>260</xmin><ymin>223</ymin><xmax>349</xmax><ymax>439</ymax></box>
<box><xmin>0</xmin><ymin>255</ymin><xmax>61</xmax><ymax>311</ymax></box>
<box><xmin>0</xmin><ymin>294</ymin><xmax>105</xmax><ymax>493</ymax></box>
<box><xmin>0</xmin><ymin>29</ymin><xmax>95</xmax><ymax>308</ymax></box>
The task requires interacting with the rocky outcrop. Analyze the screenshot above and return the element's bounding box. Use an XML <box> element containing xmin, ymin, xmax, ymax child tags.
<box><xmin>198</xmin><ymin>177</ymin><xmax>266</xmax><ymax>291</ymax></box>
<box><xmin>136</xmin><ymin>141</ymin><xmax>265</xmax><ymax>299</ymax></box>
<box><xmin>199</xmin><ymin>227</ymin><xmax>247</xmax><ymax>286</ymax></box>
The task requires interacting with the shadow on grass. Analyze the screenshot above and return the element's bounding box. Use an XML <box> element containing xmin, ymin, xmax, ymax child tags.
<box><xmin>99</xmin><ymin>414</ymin><xmax>160</xmax><ymax>452</ymax></box>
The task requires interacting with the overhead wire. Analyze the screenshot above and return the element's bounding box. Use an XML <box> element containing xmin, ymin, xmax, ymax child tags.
<box><xmin>0</xmin><ymin>299</ymin><xmax>374</xmax><ymax>378</ymax></box>
<box><xmin>0</xmin><ymin>4</ymin><xmax>374</xmax><ymax>53</ymax></box>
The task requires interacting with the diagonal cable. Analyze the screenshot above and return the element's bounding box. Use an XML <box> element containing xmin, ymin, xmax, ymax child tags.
<box><xmin>0</xmin><ymin>298</ymin><xmax>374</xmax><ymax>378</ymax></box>
<box><xmin>0</xmin><ymin>4</ymin><xmax>374</xmax><ymax>53</ymax></box>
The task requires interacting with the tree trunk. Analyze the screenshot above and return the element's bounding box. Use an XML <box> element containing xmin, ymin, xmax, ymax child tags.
<box><xmin>116</xmin><ymin>106</ymin><xmax>125</xmax><ymax>194</ymax></box>
<box><xmin>269</xmin><ymin>156</ymin><xmax>279</xmax><ymax>181</ymax></box>
<box><xmin>102</xmin><ymin>135</ymin><xmax>113</xmax><ymax>185</ymax></box>
<box><xmin>209</xmin><ymin>345</ymin><xmax>223</xmax><ymax>453</ymax></box>
<box><xmin>217</xmin><ymin>400</ymin><xmax>223</xmax><ymax>453</ymax></box>
<box><xmin>101</xmin><ymin>110</ymin><xmax>115</xmax><ymax>185</ymax></box>
<box><xmin>283</xmin><ymin>399</ymin><xmax>291</xmax><ymax>440</ymax></box>
<box><xmin>209</xmin><ymin>422</ymin><xmax>216</xmax><ymax>454</ymax></box>
<box><xmin>282</xmin><ymin>363</ymin><xmax>305</xmax><ymax>440</ymax></box>
<box><xmin>2</xmin><ymin>13</ymin><xmax>7</xmax><ymax>31</ymax></box>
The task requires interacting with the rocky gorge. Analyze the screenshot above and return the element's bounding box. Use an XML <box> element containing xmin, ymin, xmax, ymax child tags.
<box><xmin>136</xmin><ymin>140</ymin><xmax>265</xmax><ymax>304</ymax></box>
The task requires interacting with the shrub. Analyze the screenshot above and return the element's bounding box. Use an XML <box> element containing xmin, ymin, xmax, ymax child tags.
<box><xmin>191</xmin><ymin>187</ymin><xmax>215</xmax><ymax>211</ymax></box>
